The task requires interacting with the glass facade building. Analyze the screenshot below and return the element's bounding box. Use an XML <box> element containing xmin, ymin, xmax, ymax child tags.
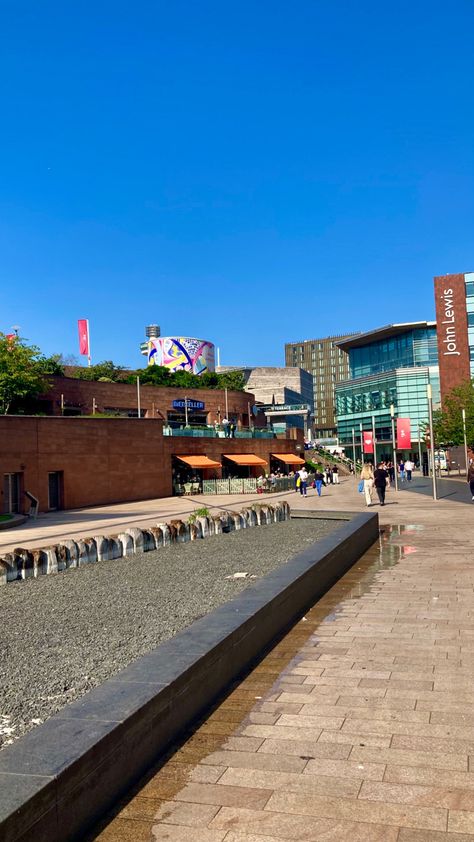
<box><xmin>335</xmin><ymin>323</ymin><xmax>439</xmax><ymax>452</ymax></box>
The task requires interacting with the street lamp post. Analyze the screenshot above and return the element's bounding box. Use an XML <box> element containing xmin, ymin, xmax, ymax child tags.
<box><xmin>417</xmin><ymin>424</ymin><xmax>423</xmax><ymax>476</ymax></box>
<box><xmin>352</xmin><ymin>428</ymin><xmax>357</xmax><ymax>476</ymax></box>
<box><xmin>462</xmin><ymin>408</ymin><xmax>469</xmax><ymax>475</ymax></box>
<box><xmin>390</xmin><ymin>404</ymin><xmax>399</xmax><ymax>492</ymax></box>
<box><xmin>360</xmin><ymin>422</ymin><xmax>364</xmax><ymax>467</ymax></box>
<box><xmin>184</xmin><ymin>395</ymin><xmax>189</xmax><ymax>427</ymax></box>
<box><xmin>372</xmin><ymin>414</ymin><xmax>377</xmax><ymax>466</ymax></box>
<box><xmin>427</xmin><ymin>384</ymin><xmax>438</xmax><ymax>501</ymax></box>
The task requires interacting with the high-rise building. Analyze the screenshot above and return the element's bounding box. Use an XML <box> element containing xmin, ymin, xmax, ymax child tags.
<box><xmin>334</xmin><ymin>322</ymin><xmax>440</xmax><ymax>453</ymax></box>
<box><xmin>285</xmin><ymin>334</ymin><xmax>357</xmax><ymax>439</ymax></box>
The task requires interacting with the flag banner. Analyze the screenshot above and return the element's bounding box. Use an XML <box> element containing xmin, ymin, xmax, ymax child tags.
<box><xmin>363</xmin><ymin>431</ymin><xmax>374</xmax><ymax>453</ymax></box>
<box><xmin>397</xmin><ymin>417</ymin><xmax>411</xmax><ymax>449</ymax></box>
<box><xmin>78</xmin><ymin>319</ymin><xmax>89</xmax><ymax>356</ymax></box>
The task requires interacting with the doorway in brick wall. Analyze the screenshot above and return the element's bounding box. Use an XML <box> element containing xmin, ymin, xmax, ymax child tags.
<box><xmin>48</xmin><ymin>471</ymin><xmax>63</xmax><ymax>510</ymax></box>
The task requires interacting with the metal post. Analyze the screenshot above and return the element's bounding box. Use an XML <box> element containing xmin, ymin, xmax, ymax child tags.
<box><xmin>136</xmin><ymin>377</ymin><xmax>141</xmax><ymax>418</ymax></box>
<box><xmin>92</xmin><ymin>397</ymin><xmax>96</xmax><ymax>415</ymax></box>
<box><xmin>352</xmin><ymin>428</ymin><xmax>357</xmax><ymax>476</ymax></box>
<box><xmin>60</xmin><ymin>393</ymin><xmax>64</xmax><ymax>416</ymax></box>
<box><xmin>225</xmin><ymin>388</ymin><xmax>229</xmax><ymax>418</ymax></box>
<box><xmin>87</xmin><ymin>319</ymin><xmax>91</xmax><ymax>367</ymax></box>
<box><xmin>390</xmin><ymin>404</ymin><xmax>399</xmax><ymax>492</ymax></box>
<box><xmin>417</xmin><ymin>424</ymin><xmax>423</xmax><ymax>476</ymax></box>
<box><xmin>184</xmin><ymin>395</ymin><xmax>189</xmax><ymax>427</ymax></box>
<box><xmin>360</xmin><ymin>422</ymin><xmax>364</xmax><ymax>467</ymax></box>
<box><xmin>247</xmin><ymin>402</ymin><xmax>253</xmax><ymax>431</ymax></box>
<box><xmin>427</xmin><ymin>384</ymin><xmax>437</xmax><ymax>501</ymax></box>
<box><xmin>462</xmin><ymin>408</ymin><xmax>469</xmax><ymax>475</ymax></box>
<box><xmin>372</xmin><ymin>414</ymin><xmax>377</xmax><ymax>466</ymax></box>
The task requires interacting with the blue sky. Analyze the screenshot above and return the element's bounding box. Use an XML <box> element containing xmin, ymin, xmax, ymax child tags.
<box><xmin>1</xmin><ymin>0</ymin><xmax>473</xmax><ymax>368</ymax></box>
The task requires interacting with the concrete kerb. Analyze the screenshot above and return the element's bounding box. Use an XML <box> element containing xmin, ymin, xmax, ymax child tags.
<box><xmin>0</xmin><ymin>508</ymin><xmax>379</xmax><ymax>842</ymax></box>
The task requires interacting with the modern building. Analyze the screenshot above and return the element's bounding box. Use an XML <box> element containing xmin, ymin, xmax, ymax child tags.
<box><xmin>285</xmin><ymin>334</ymin><xmax>357</xmax><ymax>440</ymax></box>
<box><xmin>334</xmin><ymin>322</ymin><xmax>440</xmax><ymax>458</ymax></box>
<box><xmin>216</xmin><ymin>366</ymin><xmax>313</xmax><ymax>435</ymax></box>
<box><xmin>434</xmin><ymin>272</ymin><xmax>474</xmax><ymax>398</ymax></box>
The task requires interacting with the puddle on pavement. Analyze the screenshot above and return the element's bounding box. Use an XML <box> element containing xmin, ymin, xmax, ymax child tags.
<box><xmin>86</xmin><ymin>522</ymin><xmax>421</xmax><ymax>841</ymax></box>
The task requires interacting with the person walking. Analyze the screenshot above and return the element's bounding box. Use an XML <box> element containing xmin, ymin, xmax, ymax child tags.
<box><xmin>360</xmin><ymin>462</ymin><xmax>374</xmax><ymax>507</ymax></box>
<box><xmin>399</xmin><ymin>459</ymin><xmax>406</xmax><ymax>482</ymax></box>
<box><xmin>405</xmin><ymin>458</ymin><xmax>414</xmax><ymax>481</ymax></box>
<box><xmin>373</xmin><ymin>461</ymin><xmax>389</xmax><ymax>506</ymax></box>
<box><xmin>298</xmin><ymin>466</ymin><xmax>309</xmax><ymax>496</ymax></box>
<box><xmin>332</xmin><ymin>465</ymin><xmax>339</xmax><ymax>484</ymax></box>
<box><xmin>314</xmin><ymin>469</ymin><xmax>324</xmax><ymax>496</ymax></box>
<box><xmin>468</xmin><ymin>461</ymin><xmax>474</xmax><ymax>500</ymax></box>
<box><xmin>222</xmin><ymin>417</ymin><xmax>230</xmax><ymax>438</ymax></box>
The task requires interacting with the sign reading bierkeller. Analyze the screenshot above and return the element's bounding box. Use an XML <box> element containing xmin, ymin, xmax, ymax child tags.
<box><xmin>363</xmin><ymin>431</ymin><xmax>374</xmax><ymax>453</ymax></box>
<box><xmin>396</xmin><ymin>417</ymin><xmax>411</xmax><ymax>449</ymax></box>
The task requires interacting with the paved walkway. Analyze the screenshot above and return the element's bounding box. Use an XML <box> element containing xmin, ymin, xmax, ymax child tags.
<box><xmin>0</xmin><ymin>473</ymin><xmax>468</xmax><ymax>554</ymax></box>
<box><xmin>79</xmin><ymin>476</ymin><xmax>474</xmax><ymax>841</ymax></box>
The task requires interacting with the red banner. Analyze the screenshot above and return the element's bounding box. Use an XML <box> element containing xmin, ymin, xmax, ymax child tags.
<box><xmin>363</xmin><ymin>431</ymin><xmax>374</xmax><ymax>453</ymax></box>
<box><xmin>397</xmin><ymin>417</ymin><xmax>411</xmax><ymax>449</ymax></box>
<box><xmin>78</xmin><ymin>319</ymin><xmax>89</xmax><ymax>356</ymax></box>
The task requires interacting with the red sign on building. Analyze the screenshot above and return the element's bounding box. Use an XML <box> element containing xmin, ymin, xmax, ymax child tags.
<box><xmin>396</xmin><ymin>417</ymin><xmax>411</xmax><ymax>449</ymax></box>
<box><xmin>363</xmin><ymin>431</ymin><xmax>374</xmax><ymax>453</ymax></box>
<box><xmin>434</xmin><ymin>274</ymin><xmax>470</xmax><ymax>401</ymax></box>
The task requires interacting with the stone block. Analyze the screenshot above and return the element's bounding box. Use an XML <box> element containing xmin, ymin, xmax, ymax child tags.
<box><xmin>76</xmin><ymin>541</ymin><xmax>90</xmax><ymax>567</ymax></box>
<box><xmin>0</xmin><ymin>559</ymin><xmax>8</xmax><ymax>586</ymax></box>
<box><xmin>156</xmin><ymin>524</ymin><xmax>171</xmax><ymax>546</ymax></box>
<box><xmin>84</xmin><ymin>539</ymin><xmax>97</xmax><ymax>564</ymax></box>
<box><xmin>125</xmin><ymin>528</ymin><xmax>145</xmax><ymax>554</ymax></box>
<box><xmin>62</xmin><ymin>540</ymin><xmax>79</xmax><ymax>568</ymax></box>
<box><xmin>197</xmin><ymin>516</ymin><xmax>210</xmax><ymax>538</ymax></box>
<box><xmin>107</xmin><ymin>537</ymin><xmax>123</xmax><ymax>559</ymax></box>
<box><xmin>3</xmin><ymin>553</ymin><xmax>17</xmax><ymax>582</ymax></box>
<box><xmin>118</xmin><ymin>533</ymin><xmax>134</xmax><ymax>556</ymax></box>
<box><xmin>142</xmin><ymin>530</ymin><xmax>156</xmax><ymax>552</ymax></box>
<box><xmin>93</xmin><ymin>536</ymin><xmax>111</xmax><ymax>562</ymax></box>
<box><xmin>169</xmin><ymin>520</ymin><xmax>190</xmax><ymax>543</ymax></box>
<box><xmin>41</xmin><ymin>547</ymin><xmax>58</xmax><ymax>575</ymax></box>
<box><xmin>13</xmin><ymin>548</ymin><xmax>34</xmax><ymax>579</ymax></box>
<box><xmin>189</xmin><ymin>521</ymin><xmax>202</xmax><ymax>540</ymax></box>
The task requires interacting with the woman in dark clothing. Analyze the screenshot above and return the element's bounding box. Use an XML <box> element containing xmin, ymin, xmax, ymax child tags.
<box><xmin>373</xmin><ymin>462</ymin><xmax>389</xmax><ymax>506</ymax></box>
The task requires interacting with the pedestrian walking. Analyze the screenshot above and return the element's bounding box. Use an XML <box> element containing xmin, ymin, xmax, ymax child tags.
<box><xmin>314</xmin><ymin>469</ymin><xmax>324</xmax><ymax>496</ymax></box>
<box><xmin>468</xmin><ymin>461</ymin><xmax>474</xmax><ymax>500</ymax></box>
<box><xmin>222</xmin><ymin>417</ymin><xmax>230</xmax><ymax>438</ymax></box>
<box><xmin>373</xmin><ymin>462</ymin><xmax>389</xmax><ymax>506</ymax></box>
<box><xmin>405</xmin><ymin>458</ymin><xmax>414</xmax><ymax>481</ymax></box>
<box><xmin>332</xmin><ymin>465</ymin><xmax>339</xmax><ymax>484</ymax></box>
<box><xmin>399</xmin><ymin>460</ymin><xmax>406</xmax><ymax>482</ymax></box>
<box><xmin>298</xmin><ymin>467</ymin><xmax>308</xmax><ymax>496</ymax></box>
<box><xmin>360</xmin><ymin>462</ymin><xmax>374</xmax><ymax>507</ymax></box>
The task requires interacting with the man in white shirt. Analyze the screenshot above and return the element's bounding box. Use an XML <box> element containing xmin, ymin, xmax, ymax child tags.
<box><xmin>298</xmin><ymin>467</ymin><xmax>309</xmax><ymax>496</ymax></box>
<box><xmin>405</xmin><ymin>459</ymin><xmax>414</xmax><ymax>481</ymax></box>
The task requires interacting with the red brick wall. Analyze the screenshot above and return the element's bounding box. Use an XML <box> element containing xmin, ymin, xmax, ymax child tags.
<box><xmin>41</xmin><ymin>377</ymin><xmax>254</xmax><ymax>424</ymax></box>
<box><xmin>0</xmin><ymin>417</ymin><xmax>302</xmax><ymax>512</ymax></box>
<box><xmin>434</xmin><ymin>274</ymin><xmax>471</xmax><ymax>400</ymax></box>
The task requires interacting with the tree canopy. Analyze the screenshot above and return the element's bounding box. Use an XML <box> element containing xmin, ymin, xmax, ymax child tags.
<box><xmin>432</xmin><ymin>378</ymin><xmax>474</xmax><ymax>447</ymax></box>
<box><xmin>0</xmin><ymin>334</ymin><xmax>49</xmax><ymax>414</ymax></box>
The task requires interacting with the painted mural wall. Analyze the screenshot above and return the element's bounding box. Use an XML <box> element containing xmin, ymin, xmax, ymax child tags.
<box><xmin>146</xmin><ymin>336</ymin><xmax>215</xmax><ymax>374</ymax></box>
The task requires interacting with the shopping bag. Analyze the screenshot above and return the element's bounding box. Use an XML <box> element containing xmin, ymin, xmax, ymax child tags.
<box><xmin>358</xmin><ymin>480</ymin><xmax>364</xmax><ymax>493</ymax></box>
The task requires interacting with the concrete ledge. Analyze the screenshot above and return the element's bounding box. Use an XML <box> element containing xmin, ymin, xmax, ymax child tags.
<box><xmin>0</xmin><ymin>515</ymin><xmax>28</xmax><ymax>531</ymax></box>
<box><xmin>0</xmin><ymin>509</ymin><xmax>379</xmax><ymax>842</ymax></box>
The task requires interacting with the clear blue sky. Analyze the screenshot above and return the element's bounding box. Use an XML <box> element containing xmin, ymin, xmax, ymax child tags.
<box><xmin>1</xmin><ymin>1</ymin><xmax>473</xmax><ymax>368</ymax></box>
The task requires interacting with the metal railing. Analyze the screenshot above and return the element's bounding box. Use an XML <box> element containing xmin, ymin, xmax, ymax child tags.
<box><xmin>164</xmin><ymin>425</ymin><xmax>275</xmax><ymax>439</ymax></box>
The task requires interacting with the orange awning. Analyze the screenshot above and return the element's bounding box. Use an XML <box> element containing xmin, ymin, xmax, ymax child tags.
<box><xmin>177</xmin><ymin>455</ymin><xmax>221</xmax><ymax>469</ymax></box>
<box><xmin>223</xmin><ymin>454</ymin><xmax>267</xmax><ymax>466</ymax></box>
<box><xmin>272</xmin><ymin>453</ymin><xmax>305</xmax><ymax>465</ymax></box>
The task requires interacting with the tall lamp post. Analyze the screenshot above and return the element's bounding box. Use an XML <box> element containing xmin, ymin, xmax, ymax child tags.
<box><xmin>352</xmin><ymin>428</ymin><xmax>357</xmax><ymax>476</ymax></box>
<box><xmin>360</xmin><ymin>422</ymin><xmax>364</xmax><ymax>467</ymax></box>
<box><xmin>390</xmin><ymin>404</ymin><xmax>399</xmax><ymax>492</ymax></box>
<box><xmin>372</xmin><ymin>414</ymin><xmax>377</xmax><ymax>466</ymax></box>
<box><xmin>417</xmin><ymin>424</ymin><xmax>423</xmax><ymax>475</ymax></box>
<box><xmin>427</xmin><ymin>384</ymin><xmax>438</xmax><ymax>501</ymax></box>
<box><xmin>462</xmin><ymin>408</ymin><xmax>469</xmax><ymax>475</ymax></box>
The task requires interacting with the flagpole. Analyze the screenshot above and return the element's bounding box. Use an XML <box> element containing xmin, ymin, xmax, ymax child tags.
<box><xmin>352</xmin><ymin>428</ymin><xmax>357</xmax><ymax>477</ymax></box>
<box><xmin>87</xmin><ymin>320</ymin><xmax>91</xmax><ymax>367</ymax></box>
<box><xmin>418</xmin><ymin>424</ymin><xmax>423</xmax><ymax>476</ymax></box>
<box><xmin>360</xmin><ymin>422</ymin><xmax>364</xmax><ymax>466</ymax></box>
<box><xmin>427</xmin><ymin>384</ymin><xmax>438</xmax><ymax>501</ymax></box>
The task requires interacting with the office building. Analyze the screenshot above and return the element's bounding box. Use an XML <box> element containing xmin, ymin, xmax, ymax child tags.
<box><xmin>285</xmin><ymin>334</ymin><xmax>356</xmax><ymax>439</ymax></box>
<box><xmin>334</xmin><ymin>323</ymin><xmax>440</xmax><ymax>455</ymax></box>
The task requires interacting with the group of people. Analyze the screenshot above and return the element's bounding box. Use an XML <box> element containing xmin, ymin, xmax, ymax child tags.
<box><xmin>359</xmin><ymin>457</ymin><xmax>415</xmax><ymax>506</ymax></box>
<box><xmin>294</xmin><ymin>464</ymin><xmax>339</xmax><ymax>497</ymax></box>
<box><xmin>219</xmin><ymin>417</ymin><xmax>237</xmax><ymax>438</ymax></box>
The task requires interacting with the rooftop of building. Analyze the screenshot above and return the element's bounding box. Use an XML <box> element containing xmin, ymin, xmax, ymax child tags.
<box><xmin>285</xmin><ymin>332</ymin><xmax>359</xmax><ymax>346</ymax></box>
<box><xmin>335</xmin><ymin>321</ymin><xmax>437</xmax><ymax>351</ymax></box>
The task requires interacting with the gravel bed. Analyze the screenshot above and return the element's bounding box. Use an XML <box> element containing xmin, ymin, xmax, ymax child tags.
<box><xmin>0</xmin><ymin>517</ymin><xmax>341</xmax><ymax>748</ymax></box>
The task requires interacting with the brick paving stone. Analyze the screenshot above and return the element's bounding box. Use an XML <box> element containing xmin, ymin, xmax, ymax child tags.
<box><xmin>85</xmin><ymin>482</ymin><xmax>474</xmax><ymax>840</ymax></box>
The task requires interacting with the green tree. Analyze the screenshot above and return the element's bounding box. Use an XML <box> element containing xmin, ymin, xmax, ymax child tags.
<box><xmin>0</xmin><ymin>334</ymin><xmax>47</xmax><ymax>414</ymax></box>
<box><xmin>73</xmin><ymin>360</ymin><xmax>126</xmax><ymax>382</ymax></box>
<box><xmin>129</xmin><ymin>366</ymin><xmax>172</xmax><ymax>386</ymax></box>
<box><xmin>37</xmin><ymin>354</ymin><xmax>65</xmax><ymax>376</ymax></box>
<box><xmin>216</xmin><ymin>370</ymin><xmax>245</xmax><ymax>391</ymax></box>
<box><xmin>432</xmin><ymin>378</ymin><xmax>474</xmax><ymax>447</ymax></box>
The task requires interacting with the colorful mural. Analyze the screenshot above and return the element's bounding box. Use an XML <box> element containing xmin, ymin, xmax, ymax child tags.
<box><xmin>146</xmin><ymin>336</ymin><xmax>215</xmax><ymax>374</ymax></box>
